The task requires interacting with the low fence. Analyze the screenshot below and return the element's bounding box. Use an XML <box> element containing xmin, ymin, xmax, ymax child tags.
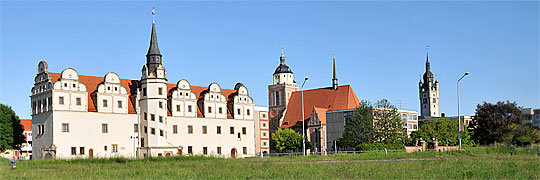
<box><xmin>265</xmin><ymin>149</ymin><xmax>404</xmax><ymax>157</ymax></box>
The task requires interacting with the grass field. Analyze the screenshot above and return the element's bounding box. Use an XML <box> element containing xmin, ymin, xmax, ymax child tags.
<box><xmin>1</xmin><ymin>147</ymin><xmax>539</xmax><ymax>179</ymax></box>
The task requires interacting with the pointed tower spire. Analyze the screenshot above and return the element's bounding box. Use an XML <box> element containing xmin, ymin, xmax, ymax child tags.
<box><xmin>332</xmin><ymin>53</ymin><xmax>338</xmax><ymax>90</ymax></box>
<box><xmin>147</xmin><ymin>6</ymin><xmax>162</xmax><ymax>64</ymax></box>
<box><xmin>425</xmin><ymin>45</ymin><xmax>430</xmax><ymax>71</ymax></box>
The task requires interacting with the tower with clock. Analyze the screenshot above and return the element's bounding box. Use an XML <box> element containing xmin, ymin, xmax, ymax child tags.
<box><xmin>268</xmin><ymin>48</ymin><xmax>299</xmax><ymax>136</ymax></box>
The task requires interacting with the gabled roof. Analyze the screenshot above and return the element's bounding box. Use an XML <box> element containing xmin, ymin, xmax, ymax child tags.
<box><xmin>20</xmin><ymin>119</ymin><xmax>32</xmax><ymax>130</ymax></box>
<box><xmin>50</xmin><ymin>73</ymin><xmax>139</xmax><ymax>114</ymax></box>
<box><xmin>313</xmin><ymin>107</ymin><xmax>327</xmax><ymax>125</ymax></box>
<box><xmin>281</xmin><ymin>85</ymin><xmax>360</xmax><ymax>128</ymax></box>
<box><xmin>49</xmin><ymin>72</ymin><xmax>238</xmax><ymax>118</ymax></box>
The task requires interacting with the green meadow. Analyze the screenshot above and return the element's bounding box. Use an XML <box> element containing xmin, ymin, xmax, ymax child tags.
<box><xmin>1</xmin><ymin>147</ymin><xmax>539</xmax><ymax>179</ymax></box>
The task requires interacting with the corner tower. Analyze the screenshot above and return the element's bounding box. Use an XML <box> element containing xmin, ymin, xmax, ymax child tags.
<box><xmin>419</xmin><ymin>46</ymin><xmax>439</xmax><ymax>119</ymax></box>
<box><xmin>268</xmin><ymin>47</ymin><xmax>299</xmax><ymax>135</ymax></box>
<box><xmin>139</xmin><ymin>8</ymin><xmax>169</xmax><ymax>154</ymax></box>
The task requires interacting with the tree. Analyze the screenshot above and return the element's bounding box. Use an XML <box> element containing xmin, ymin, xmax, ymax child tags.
<box><xmin>336</xmin><ymin>99</ymin><xmax>403</xmax><ymax>149</ymax></box>
<box><xmin>270</xmin><ymin>128</ymin><xmax>310</xmax><ymax>152</ymax></box>
<box><xmin>473</xmin><ymin>101</ymin><xmax>523</xmax><ymax>145</ymax></box>
<box><xmin>512</xmin><ymin>124</ymin><xmax>540</xmax><ymax>146</ymax></box>
<box><xmin>372</xmin><ymin>99</ymin><xmax>403</xmax><ymax>144</ymax></box>
<box><xmin>412</xmin><ymin>117</ymin><xmax>474</xmax><ymax>146</ymax></box>
<box><xmin>0</xmin><ymin>104</ymin><xmax>26</xmax><ymax>152</ymax></box>
<box><xmin>336</xmin><ymin>100</ymin><xmax>374</xmax><ymax>150</ymax></box>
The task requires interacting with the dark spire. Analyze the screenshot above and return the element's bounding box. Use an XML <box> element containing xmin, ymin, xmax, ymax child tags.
<box><xmin>274</xmin><ymin>46</ymin><xmax>293</xmax><ymax>74</ymax></box>
<box><xmin>422</xmin><ymin>45</ymin><xmax>434</xmax><ymax>86</ymax></box>
<box><xmin>332</xmin><ymin>53</ymin><xmax>338</xmax><ymax>90</ymax></box>
<box><xmin>147</xmin><ymin>23</ymin><xmax>161</xmax><ymax>57</ymax></box>
<box><xmin>425</xmin><ymin>45</ymin><xmax>430</xmax><ymax>72</ymax></box>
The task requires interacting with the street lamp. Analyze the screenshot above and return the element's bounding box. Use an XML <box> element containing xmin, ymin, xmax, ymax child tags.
<box><xmin>457</xmin><ymin>72</ymin><xmax>469</xmax><ymax>150</ymax></box>
<box><xmin>301</xmin><ymin>76</ymin><xmax>309</xmax><ymax>156</ymax></box>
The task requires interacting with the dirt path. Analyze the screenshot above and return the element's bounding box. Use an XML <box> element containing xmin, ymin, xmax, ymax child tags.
<box><xmin>256</xmin><ymin>156</ymin><xmax>458</xmax><ymax>164</ymax></box>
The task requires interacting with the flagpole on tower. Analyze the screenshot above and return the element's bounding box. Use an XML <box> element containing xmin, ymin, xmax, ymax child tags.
<box><xmin>152</xmin><ymin>6</ymin><xmax>156</xmax><ymax>24</ymax></box>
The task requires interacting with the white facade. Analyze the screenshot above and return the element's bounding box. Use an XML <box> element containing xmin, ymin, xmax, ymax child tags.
<box><xmin>31</xmin><ymin>22</ymin><xmax>257</xmax><ymax>159</ymax></box>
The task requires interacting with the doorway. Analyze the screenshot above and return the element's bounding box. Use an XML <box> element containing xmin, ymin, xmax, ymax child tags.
<box><xmin>231</xmin><ymin>148</ymin><xmax>237</xmax><ymax>158</ymax></box>
<box><xmin>89</xmin><ymin>149</ymin><xmax>93</xmax><ymax>159</ymax></box>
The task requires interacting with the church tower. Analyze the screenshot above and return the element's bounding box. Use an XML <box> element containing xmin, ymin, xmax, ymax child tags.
<box><xmin>419</xmin><ymin>46</ymin><xmax>440</xmax><ymax>119</ymax></box>
<box><xmin>268</xmin><ymin>47</ymin><xmax>299</xmax><ymax>135</ymax></box>
<box><xmin>139</xmin><ymin>8</ymin><xmax>169</xmax><ymax>149</ymax></box>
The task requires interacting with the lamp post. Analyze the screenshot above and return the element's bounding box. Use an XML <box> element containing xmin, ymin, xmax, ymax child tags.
<box><xmin>457</xmin><ymin>72</ymin><xmax>469</xmax><ymax>150</ymax></box>
<box><xmin>301</xmin><ymin>77</ymin><xmax>309</xmax><ymax>156</ymax></box>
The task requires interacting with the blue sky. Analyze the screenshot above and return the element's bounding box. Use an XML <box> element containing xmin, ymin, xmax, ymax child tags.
<box><xmin>1</xmin><ymin>1</ymin><xmax>538</xmax><ymax>119</ymax></box>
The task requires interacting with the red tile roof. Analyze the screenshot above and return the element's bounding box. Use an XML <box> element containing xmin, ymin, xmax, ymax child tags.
<box><xmin>50</xmin><ymin>72</ymin><xmax>238</xmax><ymax>118</ymax></box>
<box><xmin>281</xmin><ymin>85</ymin><xmax>360</xmax><ymax>128</ymax></box>
<box><xmin>313</xmin><ymin>107</ymin><xmax>327</xmax><ymax>125</ymax></box>
<box><xmin>20</xmin><ymin>119</ymin><xmax>32</xmax><ymax>130</ymax></box>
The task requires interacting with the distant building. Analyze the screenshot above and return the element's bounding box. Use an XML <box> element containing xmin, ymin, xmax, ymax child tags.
<box><xmin>419</xmin><ymin>47</ymin><xmax>440</xmax><ymax>121</ymax></box>
<box><xmin>254</xmin><ymin>106</ymin><xmax>269</xmax><ymax>155</ymax></box>
<box><xmin>20</xmin><ymin>119</ymin><xmax>32</xmax><ymax>160</ymax></box>
<box><xmin>398</xmin><ymin>110</ymin><xmax>419</xmax><ymax>135</ymax></box>
<box><xmin>521</xmin><ymin>108</ymin><xmax>540</xmax><ymax>128</ymax></box>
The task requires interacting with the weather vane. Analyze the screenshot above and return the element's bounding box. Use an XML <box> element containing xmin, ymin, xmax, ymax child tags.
<box><xmin>152</xmin><ymin>6</ymin><xmax>156</xmax><ymax>24</ymax></box>
<box><xmin>281</xmin><ymin>46</ymin><xmax>284</xmax><ymax>54</ymax></box>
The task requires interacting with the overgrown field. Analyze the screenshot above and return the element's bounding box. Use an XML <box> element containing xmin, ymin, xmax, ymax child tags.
<box><xmin>1</xmin><ymin>147</ymin><xmax>539</xmax><ymax>179</ymax></box>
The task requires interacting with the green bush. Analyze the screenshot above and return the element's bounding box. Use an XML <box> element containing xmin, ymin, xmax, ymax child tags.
<box><xmin>356</xmin><ymin>143</ymin><xmax>405</xmax><ymax>151</ymax></box>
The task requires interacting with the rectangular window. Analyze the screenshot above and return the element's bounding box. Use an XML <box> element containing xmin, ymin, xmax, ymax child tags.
<box><xmin>143</xmin><ymin>88</ymin><xmax>147</xmax><ymax>96</ymax></box>
<box><xmin>230</xmin><ymin>127</ymin><xmax>234</xmax><ymax>134</ymax></box>
<box><xmin>176</xmin><ymin>105</ymin><xmax>181</xmax><ymax>112</ymax></box>
<box><xmin>144</xmin><ymin>112</ymin><xmax>148</xmax><ymax>120</ymax></box>
<box><xmin>76</xmin><ymin>97</ymin><xmax>81</xmax><ymax>106</ymax></box>
<box><xmin>118</xmin><ymin>100</ymin><xmax>122</xmax><ymax>108</ymax></box>
<box><xmin>263</xmin><ymin>141</ymin><xmax>267</xmax><ymax>146</ymax></box>
<box><xmin>158</xmin><ymin>87</ymin><xmax>163</xmax><ymax>95</ymax></box>
<box><xmin>217</xmin><ymin>147</ymin><xmax>221</xmax><ymax>155</ymax></box>
<box><xmin>217</xmin><ymin>126</ymin><xmax>221</xmax><ymax>134</ymax></box>
<box><xmin>151</xmin><ymin>128</ymin><xmax>156</xmax><ymax>135</ymax></box>
<box><xmin>208</xmin><ymin>106</ymin><xmax>212</xmax><ymax>113</ymax></box>
<box><xmin>219</xmin><ymin>107</ymin><xmax>223</xmax><ymax>114</ymax></box>
<box><xmin>101</xmin><ymin>123</ymin><xmax>108</xmax><ymax>133</ymax></box>
<box><xmin>103</xmin><ymin>99</ymin><xmax>108</xmax><ymax>107</ymax></box>
<box><xmin>188</xmin><ymin>146</ymin><xmax>193</xmax><ymax>154</ymax></box>
<box><xmin>104</xmin><ymin>145</ymin><xmax>108</xmax><ymax>151</ymax></box>
<box><xmin>151</xmin><ymin>114</ymin><xmax>155</xmax><ymax>121</ymax></box>
<box><xmin>188</xmin><ymin>125</ymin><xmax>193</xmax><ymax>134</ymax></box>
<box><xmin>159</xmin><ymin>101</ymin><xmax>163</xmax><ymax>109</ymax></box>
<box><xmin>134</xmin><ymin>124</ymin><xmax>138</xmax><ymax>133</ymax></box>
<box><xmin>243</xmin><ymin>147</ymin><xmax>247</xmax><ymax>154</ymax></box>
<box><xmin>59</xmin><ymin>96</ymin><xmax>64</xmax><ymax>105</ymax></box>
<box><xmin>71</xmin><ymin>147</ymin><xmax>76</xmax><ymax>155</ymax></box>
<box><xmin>203</xmin><ymin>147</ymin><xmax>208</xmax><ymax>155</ymax></box>
<box><xmin>262</xmin><ymin>123</ymin><xmax>267</xmax><ymax>128</ymax></box>
<box><xmin>160</xmin><ymin>129</ymin><xmax>164</xmax><ymax>136</ymax></box>
<box><xmin>247</xmin><ymin>109</ymin><xmax>250</xmax><ymax>116</ymax></box>
<box><xmin>159</xmin><ymin>116</ymin><xmax>163</xmax><ymax>123</ymax></box>
<box><xmin>144</xmin><ymin>126</ymin><xmax>148</xmax><ymax>134</ymax></box>
<box><xmin>202</xmin><ymin>126</ymin><xmax>207</xmax><ymax>134</ymax></box>
<box><xmin>173</xmin><ymin>125</ymin><xmax>178</xmax><ymax>134</ymax></box>
<box><xmin>112</xmin><ymin>144</ymin><xmax>118</xmax><ymax>153</ymax></box>
<box><xmin>188</xmin><ymin>105</ymin><xmax>192</xmax><ymax>112</ymax></box>
<box><xmin>433</xmin><ymin>98</ymin><xmax>436</xmax><ymax>103</ymax></box>
<box><xmin>62</xmin><ymin>123</ymin><xmax>69</xmax><ymax>132</ymax></box>
<box><xmin>263</xmin><ymin>132</ymin><xmax>267</xmax><ymax>137</ymax></box>
<box><xmin>80</xmin><ymin>147</ymin><xmax>85</xmax><ymax>155</ymax></box>
<box><xmin>237</xmin><ymin>109</ymin><xmax>241</xmax><ymax>115</ymax></box>
<box><xmin>242</xmin><ymin>127</ymin><xmax>247</xmax><ymax>135</ymax></box>
<box><xmin>262</xmin><ymin>114</ymin><xmax>266</xmax><ymax>118</ymax></box>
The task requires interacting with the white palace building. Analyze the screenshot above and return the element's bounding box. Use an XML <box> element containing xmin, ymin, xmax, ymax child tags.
<box><xmin>30</xmin><ymin>16</ymin><xmax>260</xmax><ymax>159</ymax></box>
